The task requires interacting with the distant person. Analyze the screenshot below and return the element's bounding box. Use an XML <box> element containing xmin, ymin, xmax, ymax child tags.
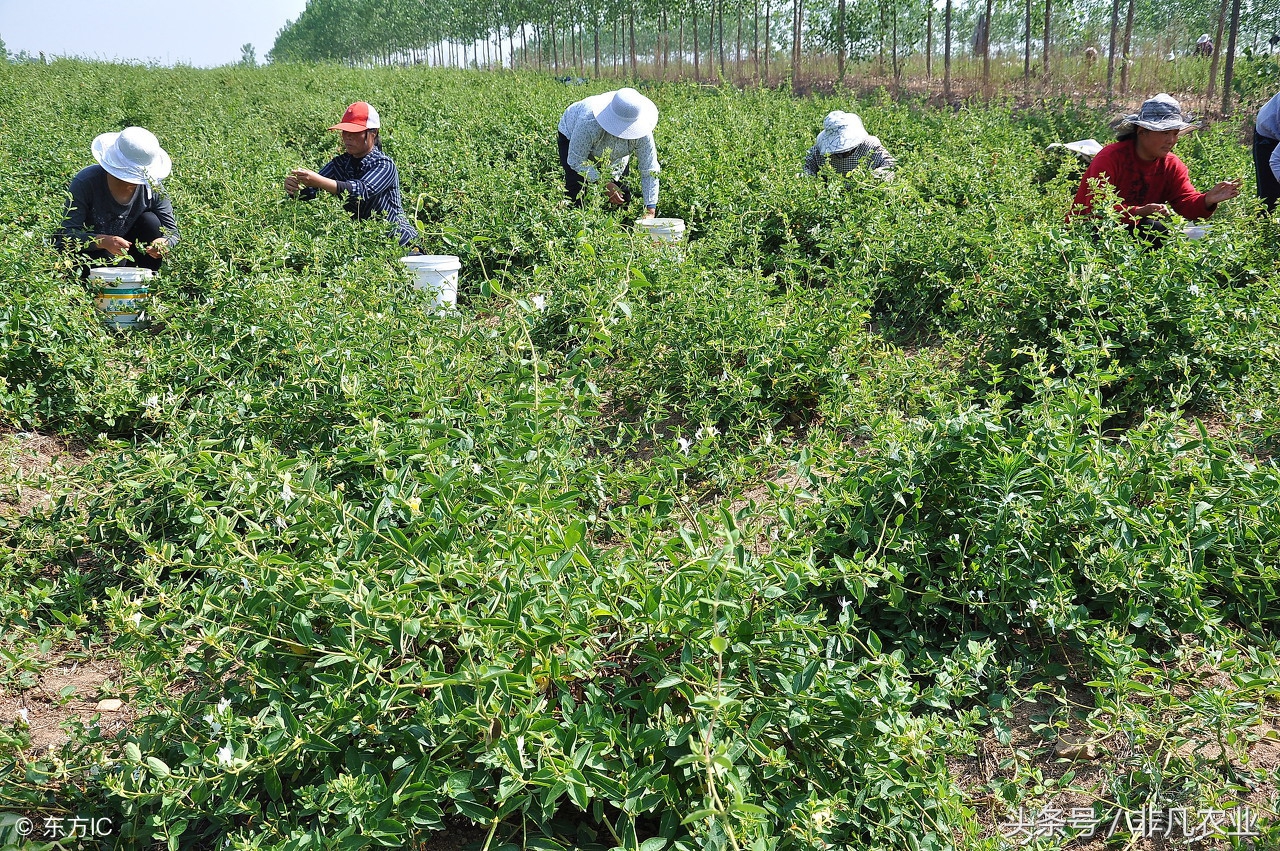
<box><xmin>557</xmin><ymin>87</ymin><xmax>660</xmax><ymax>219</ymax></box>
<box><xmin>1084</xmin><ymin>46</ymin><xmax>1099</xmax><ymax>64</ymax></box>
<box><xmin>1071</xmin><ymin>94</ymin><xmax>1241</xmax><ymax>242</ymax></box>
<box><xmin>1195</xmin><ymin>34</ymin><xmax>1214</xmax><ymax>57</ymax></box>
<box><xmin>1254</xmin><ymin>90</ymin><xmax>1280</xmax><ymax>210</ymax></box>
<box><xmin>285</xmin><ymin>102</ymin><xmax>418</xmax><ymax>247</ymax></box>
<box><xmin>803</xmin><ymin>111</ymin><xmax>896</xmax><ymax>179</ymax></box>
<box><xmin>58</xmin><ymin>126</ymin><xmax>179</xmax><ymax>275</ymax></box>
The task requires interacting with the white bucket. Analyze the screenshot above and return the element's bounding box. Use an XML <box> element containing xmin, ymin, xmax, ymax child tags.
<box><xmin>635</xmin><ymin>217</ymin><xmax>686</xmax><ymax>245</ymax></box>
<box><xmin>1183</xmin><ymin>225</ymin><xmax>1212</xmax><ymax>240</ymax></box>
<box><xmin>400</xmin><ymin>254</ymin><xmax>460</xmax><ymax>312</ymax></box>
<box><xmin>89</xmin><ymin>267</ymin><xmax>152</xmax><ymax>330</ymax></box>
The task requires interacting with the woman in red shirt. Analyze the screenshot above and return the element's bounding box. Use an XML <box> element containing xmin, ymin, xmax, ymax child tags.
<box><xmin>1071</xmin><ymin>94</ymin><xmax>1241</xmax><ymax>242</ymax></box>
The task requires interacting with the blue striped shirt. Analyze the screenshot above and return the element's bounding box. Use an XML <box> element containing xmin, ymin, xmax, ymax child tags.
<box><xmin>302</xmin><ymin>148</ymin><xmax>417</xmax><ymax>246</ymax></box>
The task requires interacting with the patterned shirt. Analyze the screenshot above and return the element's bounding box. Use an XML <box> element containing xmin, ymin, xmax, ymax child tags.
<box><xmin>803</xmin><ymin>138</ymin><xmax>897</xmax><ymax>177</ymax></box>
<box><xmin>558</xmin><ymin>96</ymin><xmax>661</xmax><ymax>209</ymax></box>
<box><xmin>60</xmin><ymin>164</ymin><xmax>180</xmax><ymax>250</ymax></box>
<box><xmin>302</xmin><ymin>148</ymin><xmax>417</xmax><ymax>246</ymax></box>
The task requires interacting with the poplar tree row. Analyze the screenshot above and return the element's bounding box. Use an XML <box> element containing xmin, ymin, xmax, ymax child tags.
<box><xmin>269</xmin><ymin>0</ymin><xmax>1280</xmax><ymax>106</ymax></box>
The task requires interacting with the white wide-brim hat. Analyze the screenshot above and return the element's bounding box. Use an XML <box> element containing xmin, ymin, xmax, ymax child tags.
<box><xmin>816</xmin><ymin>111</ymin><xmax>870</xmax><ymax>155</ymax></box>
<box><xmin>591</xmin><ymin>88</ymin><xmax>658</xmax><ymax>140</ymax></box>
<box><xmin>1113</xmin><ymin>93</ymin><xmax>1196</xmax><ymax>135</ymax></box>
<box><xmin>92</xmin><ymin>126</ymin><xmax>172</xmax><ymax>185</ymax></box>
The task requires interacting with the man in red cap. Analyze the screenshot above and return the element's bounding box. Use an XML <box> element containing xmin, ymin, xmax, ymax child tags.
<box><xmin>286</xmin><ymin>102</ymin><xmax>418</xmax><ymax>247</ymax></box>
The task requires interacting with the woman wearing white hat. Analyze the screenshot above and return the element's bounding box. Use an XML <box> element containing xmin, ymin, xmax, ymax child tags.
<box><xmin>558</xmin><ymin>88</ymin><xmax>660</xmax><ymax>218</ymax></box>
<box><xmin>59</xmin><ymin>126</ymin><xmax>179</xmax><ymax>273</ymax></box>
<box><xmin>1070</xmin><ymin>93</ymin><xmax>1240</xmax><ymax>239</ymax></box>
<box><xmin>803</xmin><ymin>111</ymin><xmax>896</xmax><ymax>179</ymax></box>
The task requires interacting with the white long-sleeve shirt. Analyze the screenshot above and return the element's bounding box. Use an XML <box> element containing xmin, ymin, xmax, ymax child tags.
<box><xmin>558</xmin><ymin>94</ymin><xmax>660</xmax><ymax>209</ymax></box>
<box><xmin>1256</xmin><ymin>91</ymin><xmax>1280</xmax><ymax>182</ymax></box>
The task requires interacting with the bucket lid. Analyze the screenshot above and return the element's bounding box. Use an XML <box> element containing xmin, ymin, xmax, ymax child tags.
<box><xmin>89</xmin><ymin>267</ymin><xmax>154</xmax><ymax>281</ymax></box>
<box><xmin>400</xmin><ymin>254</ymin><xmax>461</xmax><ymax>271</ymax></box>
<box><xmin>635</xmin><ymin>217</ymin><xmax>685</xmax><ymax>231</ymax></box>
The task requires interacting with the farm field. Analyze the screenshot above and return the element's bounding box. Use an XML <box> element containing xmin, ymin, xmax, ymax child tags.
<box><xmin>5</xmin><ymin>60</ymin><xmax>1280</xmax><ymax>850</ymax></box>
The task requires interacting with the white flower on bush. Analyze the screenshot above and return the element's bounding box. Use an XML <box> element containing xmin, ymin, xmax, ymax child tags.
<box><xmin>17</xmin><ymin>707</ymin><xmax>29</xmax><ymax>725</ymax></box>
<box><xmin>144</xmin><ymin>394</ymin><xmax>160</xmax><ymax>410</ymax></box>
<box><xmin>531</xmin><ymin>294</ymin><xmax>547</xmax><ymax>312</ymax></box>
<box><xmin>217</xmin><ymin>697</ymin><xmax>231</xmax><ymax>714</ymax></box>
<box><xmin>677</xmin><ymin>437</ymin><xmax>691</xmax><ymax>455</ymax></box>
<box><xmin>1252</xmin><ymin>409</ymin><xmax>1264</xmax><ymax>421</ymax></box>
<box><xmin>203</xmin><ymin>713</ymin><xmax>222</xmax><ymax>734</ymax></box>
<box><xmin>472</xmin><ymin>463</ymin><xmax>482</xmax><ymax>475</ymax></box>
<box><xmin>405</xmin><ymin>496</ymin><xmax>421</xmax><ymax>513</ymax></box>
<box><xmin>1188</xmin><ymin>284</ymin><xmax>1201</xmax><ymax>296</ymax></box>
<box><xmin>217</xmin><ymin>744</ymin><xmax>234</xmax><ymax>765</ymax></box>
<box><xmin>129</xmin><ymin>612</ymin><xmax>143</xmax><ymax>628</ymax></box>
<box><xmin>281</xmin><ymin>482</ymin><xmax>294</xmax><ymax>502</ymax></box>
<box><xmin>695</xmin><ymin>425</ymin><xmax>719</xmax><ymax>441</ymax></box>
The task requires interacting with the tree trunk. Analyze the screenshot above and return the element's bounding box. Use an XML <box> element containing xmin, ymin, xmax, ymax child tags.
<box><xmin>1105</xmin><ymin>0</ymin><xmax>1121</xmax><ymax>104</ymax></box>
<box><xmin>629</xmin><ymin>4</ymin><xmax>637</xmax><ymax>76</ymax></box>
<box><xmin>679</xmin><ymin>11</ymin><xmax>685</xmax><ymax>77</ymax></box>
<box><xmin>1024</xmin><ymin>0</ymin><xmax>1032</xmax><ymax>88</ymax></box>
<box><xmin>1222</xmin><ymin>0</ymin><xmax>1242</xmax><ymax>114</ymax></box>
<box><xmin>982</xmin><ymin>0</ymin><xmax>993</xmax><ymax>94</ymax></box>
<box><xmin>693</xmin><ymin>1</ymin><xmax>700</xmax><ymax>80</ymax></box>
<box><xmin>736</xmin><ymin>4</ymin><xmax>743</xmax><ymax>79</ymax></box>
<box><xmin>764</xmin><ymin>0</ymin><xmax>771</xmax><ymax>82</ymax></box>
<box><xmin>1119</xmin><ymin>0</ymin><xmax>1136</xmax><ymax>92</ymax></box>
<box><xmin>594</xmin><ymin>24</ymin><xmax>601</xmax><ymax>76</ymax></box>
<box><xmin>791</xmin><ymin>0</ymin><xmax>803</xmax><ymax>84</ymax></box>
<box><xmin>892</xmin><ymin>4</ymin><xmax>901</xmax><ymax>93</ymax></box>
<box><xmin>719</xmin><ymin>0</ymin><xmax>726</xmax><ymax>79</ymax></box>
<box><xmin>837</xmin><ymin>0</ymin><xmax>847</xmax><ymax>82</ymax></box>
<box><xmin>926</xmin><ymin>5</ymin><xmax>933</xmax><ymax>79</ymax></box>
<box><xmin>1206</xmin><ymin>0</ymin><xmax>1229</xmax><ymax>106</ymax></box>
<box><xmin>1042</xmin><ymin>0</ymin><xmax>1051</xmax><ymax>80</ymax></box>
<box><xmin>944</xmin><ymin>0</ymin><xmax>952</xmax><ymax>99</ymax></box>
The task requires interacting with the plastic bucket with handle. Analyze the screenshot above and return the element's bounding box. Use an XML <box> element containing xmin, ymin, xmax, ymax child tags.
<box><xmin>400</xmin><ymin>255</ymin><xmax>460</xmax><ymax>312</ymax></box>
<box><xmin>635</xmin><ymin>217</ymin><xmax>686</xmax><ymax>245</ymax></box>
<box><xmin>89</xmin><ymin>267</ymin><xmax>152</xmax><ymax>330</ymax></box>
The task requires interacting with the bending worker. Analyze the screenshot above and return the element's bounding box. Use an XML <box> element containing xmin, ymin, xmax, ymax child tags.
<box><xmin>803</xmin><ymin>110</ymin><xmax>896</xmax><ymax>179</ymax></box>
<box><xmin>1070</xmin><ymin>93</ymin><xmax>1240</xmax><ymax>241</ymax></box>
<box><xmin>558</xmin><ymin>87</ymin><xmax>660</xmax><ymax>219</ymax></box>
<box><xmin>1254</xmin><ymin>89</ymin><xmax>1280</xmax><ymax>211</ymax></box>
<box><xmin>59</xmin><ymin>126</ymin><xmax>179</xmax><ymax>274</ymax></box>
<box><xmin>285</xmin><ymin>101</ymin><xmax>419</xmax><ymax>247</ymax></box>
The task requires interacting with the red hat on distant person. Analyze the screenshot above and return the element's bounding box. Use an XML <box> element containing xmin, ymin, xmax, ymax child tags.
<box><xmin>329</xmin><ymin>102</ymin><xmax>380</xmax><ymax>132</ymax></box>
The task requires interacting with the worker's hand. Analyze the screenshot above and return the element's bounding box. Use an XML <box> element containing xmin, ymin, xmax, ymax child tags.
<box><xmin>604</xmin><ymin>181</ymin><xmax>626</xmax><ymax>206</ymax></box>
<box><xmin>284</xmin><ymin>173</ymin><xmax>301</xmax><ymax>196</ymax></box>
<box><xmin>95</xmin><ymin>234</ymin><xmax>130</xmax><ymax>256</ymax></box>
<box><xmin>291</xmin><ymin>169</ymin><xmax>321</xmax><ymax>191</ymax></box>
<box><xmin>1132</xmin><ymin>203</ymin><xmax>1171</xmax><ymax>218</ymax></box>
<box><xmin>145</xmin><ymin>238</ymin><xmax>168</xmax><ymax>260</ymax></box>
<box><xmin>1204</xmin><ymin>178</ymin><xmax>1242</xmax><ymax>208</ymax></box>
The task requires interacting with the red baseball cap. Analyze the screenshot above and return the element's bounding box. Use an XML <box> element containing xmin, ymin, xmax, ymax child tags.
<box><xmin>329</xmin><ymin>102</ymin><xmax>380</xmax><ymax>132</ymax></box>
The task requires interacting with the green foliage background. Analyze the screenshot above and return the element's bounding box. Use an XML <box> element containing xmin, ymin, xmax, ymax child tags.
<box><xmin>4</xmin><ymin>61</ymin><xmax>1280</xmax><ymax>850</ymax></box>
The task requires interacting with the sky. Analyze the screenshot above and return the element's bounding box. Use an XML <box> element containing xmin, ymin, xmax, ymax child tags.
<box><xmin>1</xmin><ymin>0</ymin><xmax>311</xmax><ymax>67</ymax></box>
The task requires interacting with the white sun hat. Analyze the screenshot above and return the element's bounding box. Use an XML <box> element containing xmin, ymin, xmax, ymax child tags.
<box><xmin>591</xmin><ymin>88</ymin><xmax>659</xmax><ymax>140</ymax></box>
<box><xmin>816</xmin><ymin>111</ymin><xmax>870</xmax><ymax>155</ymax></box>
<box><xmin>91</xmin><ymin>126</ymin><xmax>172</xmax><ymax>185</ymax></box>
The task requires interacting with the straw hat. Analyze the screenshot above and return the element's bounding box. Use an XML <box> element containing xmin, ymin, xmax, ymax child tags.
<box><xmin>591</xmin><ymin>88</ymin><xmax>658</xmax><ymax>140</ymax></box>
<box><xmin>1113</xmin><ymin>93</ymin><xmax>1196</xmax><ymax>135</ymax></box>
<box><xmin>91</xmin><ymin>127</ymin><xmax>172</xmax><ymax>184</ymax></box>
<box><xmin>816</xmin><ymin>111</ymin><xmax>870</xmax><ymax>155</ymax></box>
